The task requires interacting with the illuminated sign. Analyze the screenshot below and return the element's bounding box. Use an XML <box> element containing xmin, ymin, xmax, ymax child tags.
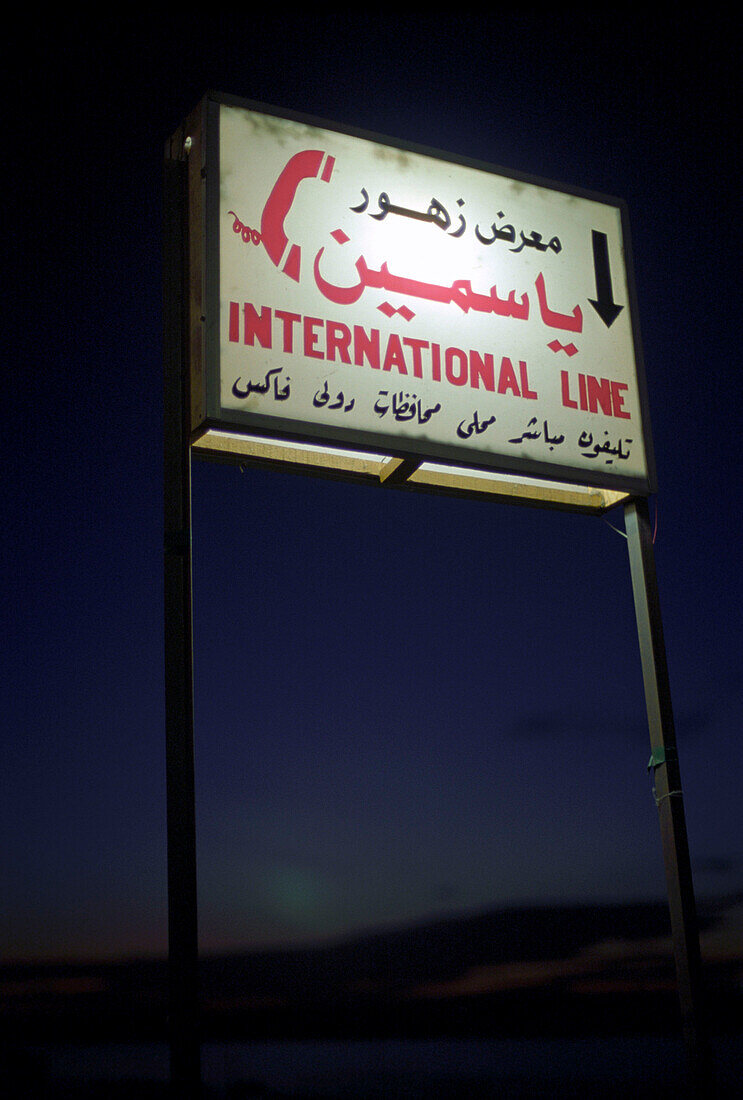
<box><xmin>181</xmin><ymin>93</ymin><xmax>655</xmax><ymax>512</ymax></box>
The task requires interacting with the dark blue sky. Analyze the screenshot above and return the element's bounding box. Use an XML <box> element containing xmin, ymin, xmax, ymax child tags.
<box><xmin>4</xmin><ymin>13</ymin><xmax>741</xmax><ymax>961</ymax></box>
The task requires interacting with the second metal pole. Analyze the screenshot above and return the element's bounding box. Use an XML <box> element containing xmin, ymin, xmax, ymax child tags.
<box><xmin>624</xmin><ymin>497</ymin><xmax>710</xmax><ymax>1092</ymax></box>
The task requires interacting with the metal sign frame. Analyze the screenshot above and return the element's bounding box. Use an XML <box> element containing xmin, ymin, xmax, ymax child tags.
<box><xmin>163</xmin><ymin>98</ymin><xmax>708</xmax><ymax>1098</ymax></box>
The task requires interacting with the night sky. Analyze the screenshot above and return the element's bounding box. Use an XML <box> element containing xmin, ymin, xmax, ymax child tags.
<box><xmin>4</xmin><ymin>13</ymin><xmax>741</xmax><ymax>964</ymax></box>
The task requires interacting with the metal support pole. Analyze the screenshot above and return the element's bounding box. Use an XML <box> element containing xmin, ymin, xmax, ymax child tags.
<box><xmin>624</xmin><ymin>497</ymin><xmax>710</xmax><ymax>1093</ymax></box>
<box><xmin>163</xmin><ymin>154</ymin><xmax>202</xmax><ymax>1098</ymax></box>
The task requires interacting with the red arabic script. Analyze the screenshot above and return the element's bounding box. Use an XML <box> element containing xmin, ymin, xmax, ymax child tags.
<box><xmin>258</xmin><ymin>150</ymin><xmax>583</xmax><ymax>340</ymax></box>
<box><xmin>534</xmin><ymin>272</ymin><xmax>583</xmax><ymax>333</ymax></box>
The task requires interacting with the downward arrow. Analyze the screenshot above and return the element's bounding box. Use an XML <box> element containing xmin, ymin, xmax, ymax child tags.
<box><xmin>589</xmin><ymin>230</ymin><xmax>623</xmax><ymax>327</ymax></box>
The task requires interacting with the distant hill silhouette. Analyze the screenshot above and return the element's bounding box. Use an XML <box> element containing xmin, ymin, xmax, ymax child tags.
<box><xmin>2</xmin><ymin>897</ymin><xmax>740</xmax><ymax>1040</ymax></box>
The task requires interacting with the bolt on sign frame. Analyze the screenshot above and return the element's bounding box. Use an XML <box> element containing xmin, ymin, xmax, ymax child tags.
<box><xmin>164</xmin><ymin>92</ymin><xmax>708</xmax><ymax>1096</ymax></box>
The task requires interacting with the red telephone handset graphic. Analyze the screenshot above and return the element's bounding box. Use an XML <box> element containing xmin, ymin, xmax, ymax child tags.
<box><xmin>260</xmin><ymin>150</ymin><xmax>335</xmax><ymax>282</ymax></box>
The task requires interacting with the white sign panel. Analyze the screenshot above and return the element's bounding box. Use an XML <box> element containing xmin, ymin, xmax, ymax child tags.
<box><xmin>209</xmin><ymin>99</ymin><xmax>652</xmax><ymax>492</ymax></box>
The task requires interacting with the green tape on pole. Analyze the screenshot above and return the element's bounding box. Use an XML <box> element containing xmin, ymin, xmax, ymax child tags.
<box><xmin>648</xmin><ymin>745</ymin><xmax>677</xmax><ymax>771</ymax></box>
<box><xmin>648</xmin><ymin>747</ymin><xmax>665</xmax><ymax>770</ymax></box>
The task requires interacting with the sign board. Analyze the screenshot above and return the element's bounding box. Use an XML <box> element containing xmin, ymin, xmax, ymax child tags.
<box><xmin>180</xmin><ymin>93</ymin><xmax>655</xmax><ymax>513</ymax></box>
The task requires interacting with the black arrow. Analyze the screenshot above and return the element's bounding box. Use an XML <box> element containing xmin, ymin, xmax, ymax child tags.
<box><xmin>588</xmin><ymin>230</ymin><xmax>623</xmax><ymax>327</ymax></box>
